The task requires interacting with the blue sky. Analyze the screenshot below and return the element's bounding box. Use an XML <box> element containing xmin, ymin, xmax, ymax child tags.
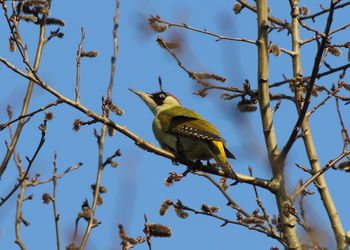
<box><xmin>1</xmin><ymin>0</ymin><xmax>350</xmax><ymax>249</ymax></box>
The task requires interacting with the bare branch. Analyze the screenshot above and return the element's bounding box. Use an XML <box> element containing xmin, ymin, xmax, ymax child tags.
<box><xmin>156</xmin><ymin>16</ymin><xmax>255</xmax><ymax>44</ymax></box>
<box><xmin>300</xmin><ymin>1</ymin><xmax>350</xmax><ymax>20</ymax></box>
<box><xmin>0</xmin><ymin>1</ymin><xmax>51</xmax><ymax>178</ymax></box>
<box><xmin>236</xmin><ymin>0</ymin><xmax>289</xmax><ymax>29</ymax></box>
<box><xmin>280</xmin><ymin>0</ymin><xmax>337</xmax><ymax>161</ymax></box>
<box><xmin>290</xmin><ymin>150</ymin><xmax>350</xmax><ymax>201</ymax></box>
<box><xmin>51</xmin><ymin>152</ymin><xmax>61</xmax><ymax>250</ymax></box>
<box><xmin>0</xmin><ymin>124</ymin><xmax>46</xmax><ymax>207</ymax></box>
<box><xmin>0</xmin><ymin>100</ymin><xmax>62</xmax><ymax>131</ymax></box>
<box><xmin>75</xmin><ymin>27</ymin><xmax>85</xmax><ymax>104</ymax></box>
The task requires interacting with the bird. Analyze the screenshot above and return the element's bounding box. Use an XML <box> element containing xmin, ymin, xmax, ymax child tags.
<box><xmin>129</xmin><ymin>86</ymin><xmax>238</xmax><ymax>180</ymax></box>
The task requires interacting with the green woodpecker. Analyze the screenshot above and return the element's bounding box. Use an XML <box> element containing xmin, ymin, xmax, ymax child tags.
<box><xmin>129</xmin><ymin>88</ymin><xmax>238</xmax><ymax>180</ymax></box>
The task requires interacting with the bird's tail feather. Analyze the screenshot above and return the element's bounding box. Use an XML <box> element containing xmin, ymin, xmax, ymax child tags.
<box><xmin>211</xmin><ymin>141</ymin><xmax>239</xmax><ymax>180</ymax></box>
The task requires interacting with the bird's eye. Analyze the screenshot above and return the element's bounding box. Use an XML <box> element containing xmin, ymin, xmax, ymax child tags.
<box><xmin>158</xmin><ymin>93</ymin><xmax>166</xmax><ymax>99</ymax></box>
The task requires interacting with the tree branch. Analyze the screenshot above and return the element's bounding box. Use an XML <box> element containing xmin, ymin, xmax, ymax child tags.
<box><xmin>290</xmin><ymin>150</ymin><xmax>350</xmax><ymax>201</ymax></box>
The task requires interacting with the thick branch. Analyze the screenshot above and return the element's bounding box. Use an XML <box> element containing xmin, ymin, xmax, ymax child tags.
<box><xmin>280</xmin><ymin>0</ymin><xmax>337</xmax><ymax>161</ymax></box>
<box><xmin>0</xmin><ymin>3</ymin><xmax>50</xmax><ymax>178</ymax></box>
<box><xmin>0</xmin><ymin>56</ymin><xmax>272</xmax><ymax>190</ymax></box>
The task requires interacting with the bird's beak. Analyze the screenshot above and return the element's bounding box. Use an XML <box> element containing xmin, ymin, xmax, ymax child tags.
<box><xmin>129</xmin><ymin>88</ymin><xmax>157</xmax><ymax>115</ymax></box>
<box><xmin>129</xmin><ymin>88</ymin><xmax>146</xmax><ymax>96</ymax></box>
<box><xmin>128</xmin><ymin>88</ymin><xmax>151</xmax><ymax>102</ymax></box>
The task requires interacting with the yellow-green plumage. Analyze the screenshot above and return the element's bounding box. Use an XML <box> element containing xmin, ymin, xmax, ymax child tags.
<box><xmin>129</xmin><ymin>88</ymin><xmax>238</xmax><ymax>179</ymax></box>
<box><xmin>155</xmin><ymin>106</ymin><xmax>237</xmax><ymax>179</ymax></box>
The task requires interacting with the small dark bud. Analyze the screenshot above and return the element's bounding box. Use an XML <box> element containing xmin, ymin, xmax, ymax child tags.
<box><xmin>237</xmin><ymin>101</ymin><xmax>257</xmax><ymax>112</ymax></box>
<box><xmin>7</xmin><ymin>105</ymin><xmax>13</xmax><ymax>119</ymax></box>
<box><xmin>148</xmin><ymin>16</ymin><xmax>168</xmax><ymax>32</ymax></box>
<box><xmin>233</xmin><ymin>3</ymin><xmax>243</xmax><ymax>14</ymax></box>
<box><xmin>147</xmin><ymin>223</ymin><xmax>172</xmax><ymax>237</ymax></box>
<box><xmin>110</xmin><ymin>161</ymin><xmax>119</xmax><ymax>168</ymax></box>
<box><xmin>241</xmin><ymin>216</ymin><xmax>265</xmax><ymax>224</ymax></box>
<box><xmin>115</xmin><ymin>149</ymin><xmax>122</xmax><ymax>156</ymax></box>
<box><xmin>56</xmin><ymin>33</ymin><xmax>64</xmax><ymax>38</ymax></box>
<box><xmin>159</xmin><ymin>200</ymin><xmax>172</xmax><ymax>216</ymax></box>
<box><xmin>210</xmin><ymin>206</ymin><xmax>219</xmax><ymax>213</ymax></box>
<box><xmin>329</xmin><ymin>47</ymin><xmax>341</xmax><ymax>57</ymax></box>
<box><xmin>162</xmin><ymin>41</ymin><xmax>180</xmax><ymax>49</ymax></box>
<box><xmin>201</xmin><ymin>204</ymin><xmax>211</xmax><ymax>213</ymax></box>
<box><xmin>107</xmin><ymin>103</ymin><xmax>124</xmax><ymax>116</ymax></box>
<box><xmin>81</xmin><ymin>51</ymin><xmax>99</xmax><ymax>57</ymax></box>
<box><xmin>338</xmin><ymin>161</ymin><xmax>350</xmax><ymax>172</ymax></box>
<box><xmin>21</xmin><ymin>15</ymin><xmax>38</xmax><ymax>23</ymax></box>
<box><xmin>72</xmin><ymin>119</ymin><xmax>81</xmax><ymax>131</ymax></box>
<box><xmin>42</xmin><ymin>193</ymin><xmax>52</xmax><ymax>204</ymax></box>
<box><xmin>270</xmin><ymin>44</ymin><xmax>281</xmax><ymax>56</ymax></box>
<box><xmin>46</xmin><ymin>17</ymin><xmax>65</xmax><ymax>26</ymax></box>
<box><xmin>299</xmin><ymin>6</ymin><xmax>310</xmax><ymax>16</ymax></box>
<box><xmin>66</xmin><ymin>243</ymin><xmax>79</xmax><ymax>250</ymax></box>
<box><xmin>118</xmin><ymin>224</ymin><xmax>138</xmax><ymax>245</ymax></box>
<box><xmin>193</xmin><ymin>89</ymin><xmax>208</xmax><ymax>98</ymax></box>
<box><xmin>38</xmin><ymin>123</ymin><xmax>47</xmax><ymax>132</ymax></box>
<box><xmin>90</xmin><ymin>184</ymin><xmax>108</xmax><ymax>193</ymax></box>
<box><xmin>253</xmin><ymin>209</ymin><xmax>260</xmax><ymax>215</ymax></box>
<box><xmin>219</xmin><ymin>177</ymin><xmax>229</xmax><ymax>191</ymax></box>
<box><xmin>195</xmin><ymin>72</ymin><xmax>226</xmax><ymax>82</ymax></box>
<box><xmin>174</xmin><ymin>206</ymin><xmax>188</xmax><ymax>219</ymax></box>
<box><xmin>26</xmin><ymin>194</ymin><xmax>34</xmax><ymax>200</ymax></box>
<box><xmin>164</xmin><ymin>177</ymin><xmax>173</xmax><ymax>187</ymax></box>
<box><xmin>96</xmin><ymin>195</ymin><xmax>103</xmax><ymax>205</ymax></box>
<box><xmin>45</xmin><ymin>111</ymin><xmax>54</xmax><ymax>120</ymax></box>
<box><xmin>108</xmin><ymin>126</ymin><xmax>115</xmax><ymax>136</ymax></box>
<box><xmin>22</xmin><ymin>218</ymin><xmax>30</xmax><ymax>227</ymax></box>
<box><xmin>311</xmin><ymin>88</ymin><xmax>319</xmax><ymax>97</ymax></box>
<box><xmin>9</xmin><ymin>41</ymin><xmax>16</xmax><ymax>52</ymax></box>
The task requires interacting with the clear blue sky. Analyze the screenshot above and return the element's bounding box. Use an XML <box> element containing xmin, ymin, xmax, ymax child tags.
<box><xmin>1</xmin><ymin>0</ymin><xmax>350</xmax><ymax>249</ymax></box>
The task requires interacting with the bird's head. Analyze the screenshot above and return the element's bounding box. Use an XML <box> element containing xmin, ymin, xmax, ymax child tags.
<box><xmin>129</xmin><ymin>88</ymin><xmax>181</xmax><ymax>115</ymax></box>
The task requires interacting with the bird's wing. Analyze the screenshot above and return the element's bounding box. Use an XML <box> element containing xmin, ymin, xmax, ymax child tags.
<box><xmin>157</xmin><ymin>106</ymin><xmax>225</xmax><ymax>142</ymax></box>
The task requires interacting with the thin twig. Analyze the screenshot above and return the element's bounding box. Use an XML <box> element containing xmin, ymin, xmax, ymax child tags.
<box><xmin>290</xmin><ymin>150</ymin><xmax>350</xmax><ymax>201</ymax></box>
<box><xmin>269</xmin><ymin>63</ymin><xmax>350</xmax><ymax>88</ymax></box>
<box><xmin>195</xmin><ymin>172</ymin><xmax>250</xmax><ymax>217</ymax></box>
<box><xmin>79</xmin><ymin>1</ymin><xmax>120</xmax><ymax>248</ymax></box>
<box><xmin>15</xmin><ymin>173</ymin><xmax>27</xmax><ymax>250</ymax></box>
<box><xmin>307</xmin><ymin>88</ymin><xmax>339</xmax><ymax>116</ymax></box>
<box><xmin>300</xmin><ymin>1</ymin><xmax>350</xmax><ymax>20</ymax></box>
<box><xmin>0</xmin><ymin>100</ymin><xmax>62</xmax><ymax>131</ymax></box>
<box><xmin>237</xmin><ymin>0</ymin><xmax>289</xmax><ymax>29</ymax></box>
<box><xmin>0</xmin><ymin>126</ymin><xmax>46</xmax><ymax>207</ymax></box>
<box><xmin>52</xmin><ymin>152</ymin><xmax>61</xmax><ymax>250</ymax></box>
<box><xmin>27</xmin><ymin>162</ymin><xmax>83</xmax><ymax>186</ymax></box>
<box><xmin>108</xmin><ymin>0</ymin><xmax>120</xmax><ymax>99</ymax></box>
<box><xmin>335</xmin><ymin>97</ymin><xmax>350</xmax><ymax>150</ymax></box>
<box><xmin>173</xmin><ymin>201</ymin><xmax>286</xmax><ymax>246</ymax></box>
<box><xmin>248</xmin><ymin>167</ymin><xmax>274</xmax><ymax>231</ymax></box>
<box><xmin>75</xmin><ymin>28</ymin><xmax>85</xmax><ymax>104</ymax></box>
<box><xmin>301</xmin><ymin>23</ymin><xmax>350</xmax><ymax>45</ymax></box>
<box><xmin>155</xmin><ymin>16</ymin><xmax>256</xmax><ymax>44</ymax></box>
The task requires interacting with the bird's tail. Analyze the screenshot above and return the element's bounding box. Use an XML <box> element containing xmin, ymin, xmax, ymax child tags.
<box><xmin>211</xmin><ymin>141</ymin><xmax>239</xmax><ymax>180</ymax></box>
